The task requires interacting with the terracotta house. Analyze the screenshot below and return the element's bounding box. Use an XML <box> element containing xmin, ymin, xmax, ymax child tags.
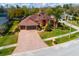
<box><xmin>19</xmin><ymin>11</ymin><xmax>57</xmax><ymax>30</ymax></box>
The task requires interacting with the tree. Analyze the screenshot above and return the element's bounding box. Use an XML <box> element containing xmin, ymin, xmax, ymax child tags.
<box><xmin>63</xmin><ymin>4</ymin><xmax>70</xmax><ymax>9</ymax></box>
<box><xmin>22</xmin><ymin>6</ymin><xmax>30</xmax><ymax>16</ymax></box>
<box><xmin>30</xmin><ymin>7</ymin><xmax>39</xmax><ymax>15</ymax></box>
<box><xmin>53</xmin><ymin>6</ymin><xmax>63</xmax><ymax>20</ymax></box>
<box><xmin>45</xmin><ymin>7</ymin><xmax>53</xmax><ymax>15</ymax></box>
<box><xmin>14</xmin><ymin>8</ymin><xmax>24</xmax><ymax>18</ymax></box>
<box><xmin>44</xmin><ymin>20</ymin><xmax>52</xmax><ymax>31</ymax></box>
<box><xmin>75</xmin><ymin>17</ymin><xmax>79</xmax><ymax>23</ymax></box>
<box><xmin>7</xmin><ymin>8</ymin><xmax>15</xmax><ymax>19</ymax></box>
<box><xmin>7</xmin><ymin>5</ymin><xmax>24</xmax><ymax>20</ymax></box>
<box><xmin>0</xmin><ymin>5</ymin><xmax>5</xmax><ymax>13</ymax></box>
<box><xmin>63</xmin><ymin>4</ymin><xmax>76</xmax><ymax>15</ymax></box>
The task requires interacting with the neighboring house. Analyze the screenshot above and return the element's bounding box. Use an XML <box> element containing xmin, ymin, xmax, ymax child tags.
<box><xmin>0</xmin><ymin>13</ymin><xmax>8</xmax><ymax>33</ymax></box>
<box><xmin>61</xmin><ymin>12</ymin><xmax>74</xmax><ymax>21</ymax></box>
<box><xmin>19</xmin><ymin>11</ymin><xmax>58</xmax><ymax>30</ymax></box>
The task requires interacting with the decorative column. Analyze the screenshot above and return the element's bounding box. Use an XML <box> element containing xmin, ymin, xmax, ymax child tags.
<box><xmin>52</xmin><ymin>38</ymin><xmax>56</xmax><ymax>45</ymax></box>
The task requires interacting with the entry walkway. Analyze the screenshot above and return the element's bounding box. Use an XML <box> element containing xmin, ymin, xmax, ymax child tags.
<box><xmin>59</xmin><ymin>21</ymin><xmax>79</xmax><ymax>30</ymax></box>
<box><xmin>12</xmin><ymin>30</ymin><xmax>47</xmax><ymax>54</ymax></box>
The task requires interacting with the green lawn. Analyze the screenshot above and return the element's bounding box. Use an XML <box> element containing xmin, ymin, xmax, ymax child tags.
<box><xmin>9</xmin><ymin>21</ymin><xmax>19</xmax><ymax>32</ymax></box>
<box><xmin>0</xmin><ymin>32</ymin><xmax>18</xmax><ymax>47</ymax></box>
<box><xmin>39</xmin><ymin>28</ymin><xmax>75</xmax><ymax>40</ymax></box>
<box><xmin>45</xmin><ymin>40</ymin><xmax>53</xmax><ymax>46</ymax></box>
<box><xmin>0</xmin><ymin>20</ymin><xmax>19</xmax><ymax>47</ymax></box>
<box><xmin>0</xmin><ymin>20</ymin><xmax>19</xmax><ymax>55</ymax></box>
<box><xmin>68</xmin><ymin>20</ymin><xmax>79</xmax><ymax>27</ymax></box>
<box><xmin>55</xmin><ymin>32</ymin><xmax>79</xmax><ymax>44</ymax></box>
<box><xmin>0</xmin><ymin>47</ymin><xmax>15</xmax><ymax>56</ymax></box>
<box><xmin>44</xmin><ymin>32</ymin><xmax>79</xmax><ymax>46</ymax></box>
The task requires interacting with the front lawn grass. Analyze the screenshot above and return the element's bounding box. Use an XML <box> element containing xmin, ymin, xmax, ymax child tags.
<box><xmin>9</xmin><ymin>21</ymin><xmax>19</xmax><ymax>32</ymax></box>
<box><xmin>45</xmin><ymin>40</ymin><xmax>53</xmax><ymax>46</ymax></box>
<box><xmin>0</xmin><ymin>32</ymin><xmax>18</xmax><ymax>47</ymax></box>
<box><xmin>0</xmin><ymin>47</ymin><xmax>15</xmax><ymax>56</ymax></box>
<box><xmin>55</xmin><ymin>32</ymin><xmax>79</xmax><ymax>44</ymax></box>
<box><xmin>39</xmin><ymin>28</ymin><xmax>75</xmax><ymax>40</ymax></box>
<box><xmin>0</xmin><ymin>20</ymin><xmax>19</xmax><ymax>56</ymax></box>
<box><xmin>68</xmin><ymin>20</ymin><xmax>79</xmax><ymax>27</ymax></box>
<box><xmin>0</xmin><ymin>20</ymin><xmax>19</xmax><ymax>47</ymax></box>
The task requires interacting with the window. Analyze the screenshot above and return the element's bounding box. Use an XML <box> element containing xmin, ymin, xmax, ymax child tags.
<box><xmin>27</xmin><ymin>26</ymin><xmax>36</xmax><ymax>30</ymax></box>
<box><xmin>20</xmin><ymin>26</ymin><xmax>25</xmax><ymax>30</ymax></box>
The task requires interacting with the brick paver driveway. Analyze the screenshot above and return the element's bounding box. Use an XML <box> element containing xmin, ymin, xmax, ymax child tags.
<box><xmin>12</xmin><ymin>30</ymin><xmax>47</xmax><ymax>54</ymax></box>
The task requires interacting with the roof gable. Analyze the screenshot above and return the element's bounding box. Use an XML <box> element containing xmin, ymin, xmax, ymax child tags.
<box><xmin>20</xmin><ymin>19</ymin><xmax>38</xmax><ymax>26</ymax></box>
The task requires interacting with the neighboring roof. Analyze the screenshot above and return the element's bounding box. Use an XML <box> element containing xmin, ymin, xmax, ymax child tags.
<box><xmin>20</xmin><ymin>19</ymin><xmax>38</xmax><ymax>26</ymax></box>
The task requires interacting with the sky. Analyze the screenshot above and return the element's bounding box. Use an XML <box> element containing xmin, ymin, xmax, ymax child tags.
<box><xmin>0</xmin><ymin>3</ymin><xmax>64</xmax><ymax>8</ymax></box>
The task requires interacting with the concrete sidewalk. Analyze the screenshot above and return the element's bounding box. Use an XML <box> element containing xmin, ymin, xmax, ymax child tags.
<box><xmin>59</xmin><ymin>21</ymin><xmax>79</xmax><ymax>30</ymax></box>
<box><xmin>0</xmin><ymin>44</ymin><xmax>16</xmax><ymax>50</ymax></box>
<box><xmin>12</xmin><ymin>39</ymin><xmax>79</xmax><ymax>56</ymax></box>
<box><xmin>44</xmin><ymin>30</ymin><xmax>79</xmax><ymax>41</ymax></box>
